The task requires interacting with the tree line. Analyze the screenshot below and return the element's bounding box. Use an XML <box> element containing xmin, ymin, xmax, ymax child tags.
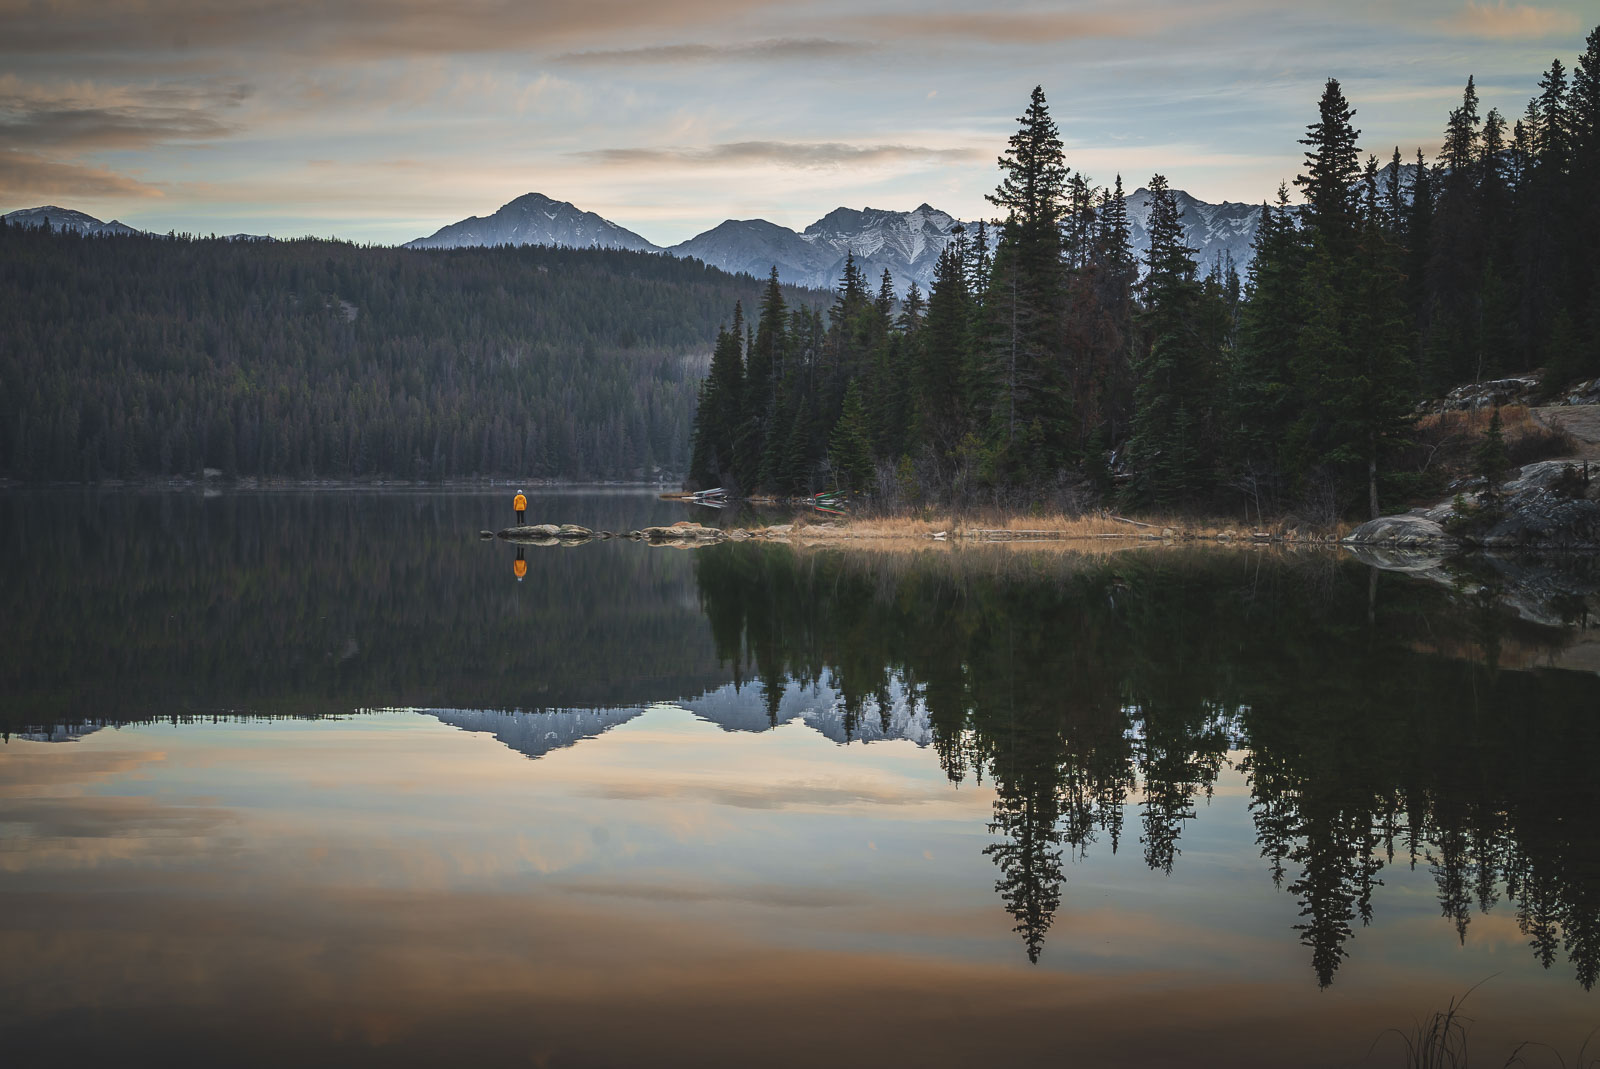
<box><xmin>0</xmin><ymin>227</ymin><xmax>814</xmax><ymax>482</ymax></box>
<box><xmin>689</xmin><ymin>25</ymin><xmax>1600</xmax><ymax>519</ymax></box>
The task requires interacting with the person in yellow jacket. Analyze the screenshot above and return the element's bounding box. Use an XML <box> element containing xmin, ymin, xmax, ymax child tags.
<box><xmin>513</xmin><ymin>546</ymin><xmax>527</xmax><ymax>581</ymax></box>
<box><xmin>513</xmin><ymin>490</ymin><xmax>527</xmax><ymax>525</ymax></box>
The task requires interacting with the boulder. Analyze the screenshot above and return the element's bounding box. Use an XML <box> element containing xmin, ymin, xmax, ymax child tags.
<box><xmin>641</xmin><ymin>524</ymin><xmax>728</xmax><ymax>544</ymax></box>
<box><xmin>1343</xmin><ymin>513</ymin><xmax>1457</xmax><ymax>548</ymax></box>
<box><xmin>556</xmin><ymin>524</ymin><xmax>593</xmax><ymax>538</ymax></box>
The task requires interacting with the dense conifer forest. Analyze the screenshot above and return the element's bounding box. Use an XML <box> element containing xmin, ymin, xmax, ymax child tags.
<box><xmin>0</xmin><ymin>230</ymin><xmax>815</xmax><ymax>481</ymax></box>
<box><xmin>690</xmin><ymin>25</ymin><xmax>1600</xmax><ymax>519</ymax></box>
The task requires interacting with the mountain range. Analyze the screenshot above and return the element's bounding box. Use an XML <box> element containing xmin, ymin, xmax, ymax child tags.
<box><xmin>12</xmin><ymin>175</ymin><xmax>1424</xmax><ymax>294</ymax></box>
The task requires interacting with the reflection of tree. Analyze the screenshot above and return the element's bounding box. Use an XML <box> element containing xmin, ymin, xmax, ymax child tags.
<box><xmin>985</xmin><ymin>777</ymin><xmax>1063</xmax><ymax>964</ymax></box>
<box><xmin>693</xmin><ymin>544</ymin><xmax>1600</xmax><ymax>986</ymax></box>
<box><xmin>1</xmin><ymin>491</ymin><xmax>728</xmax><ymax>728</ymax></box>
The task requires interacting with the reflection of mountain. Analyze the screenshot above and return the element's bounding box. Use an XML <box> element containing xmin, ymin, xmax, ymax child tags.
<box><xmin>427</xmin><ymin>707</ymin><xmax>645</xmax><ymax>759</ymax></box>
<box><xmin>14</xmin><ymin>724</ymin><xmax>105</xmax><ymax>743</ymax></box>
<box><xmin>418</xmin><ymin>676</ymin><xmax>933</xmax><ymax>763</ymax></box>
<box><xmin>682</xmin><ymin>676</ymin><xmax>931</xmax><ymax>745</ymax></box>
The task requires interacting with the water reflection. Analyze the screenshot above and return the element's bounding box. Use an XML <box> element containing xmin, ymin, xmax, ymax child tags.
<box><xmin>3</xmin><ymin>492</ymin><xmax>1600</xmax><ymax>1017</ymax></box>
<box><xmin>0</xmin><ymin>489</ymin><xmax>725</xmax><ymax>724</ymax></box>
<box><xmin>691</xmin><ymin>543</ymin><xmax>1600</xmax><ymax>987</ymax></box>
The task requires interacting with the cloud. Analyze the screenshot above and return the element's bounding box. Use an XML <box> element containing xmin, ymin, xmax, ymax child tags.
<box><xmin>0</xmin><ymin>78</ymin><xmax>248</xmax><ymax>152</ymax></box>
<box><xmin>0</xmin><ymin>150</ymin><xmax>164</xmax><ymax>199</ymax></box>
<box><xmin>0</xmin><ymin>0</ymin><xmax>785</xmax><ymax>59</ymax></box>
<box><xmin>558</xmin><ymin>37</ymin><xmax>872</xmax><ymax>65</ymax></box>
<box><xmin>852</xmin><ymin>10</ymin><xmax>1139</xmax><ymax>45</ymax></box>
<box><xmin>1444</xmin><ymin>1</ymin><xmax>1580</xmax><ymax>38</ymax></box>
<box><xmin>577</xmin><ymin>141</ymin><xmax>982</xmax><ymax>170</ymax></box>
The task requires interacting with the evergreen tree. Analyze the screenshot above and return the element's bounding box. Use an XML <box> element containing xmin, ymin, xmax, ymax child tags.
<box><xmin>828</xmin><ymin>380</ymin><xmax>875</xmax><ymax>493</ymax></box>
<box><xmin>1294</xmin><ymin>79</ymin><xmax>1363</xmax><ymax>251</ymax></box>
<box><xmin>984</xmin><ymin>85</ymin><xmax>1073</xmax><ymax>478</ymax></box>
<box><xmin>1125</xmin><ymin>175</ymin><xmax>1223</xmax><ymax>506</ymax></box>
<box><xmin>1228</xmin><ymin>183</ymin><xmax>1306</xmax><ymax>507</ymax></box>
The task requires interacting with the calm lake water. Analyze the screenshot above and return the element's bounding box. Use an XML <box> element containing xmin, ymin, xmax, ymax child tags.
<box><xmin>2</xmin><ymin>489</ymin><xmax>1597</xmax><ymax>1067</ymax></box>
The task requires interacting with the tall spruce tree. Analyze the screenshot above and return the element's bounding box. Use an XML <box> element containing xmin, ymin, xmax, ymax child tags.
<box><xmin>1293</xmin><ymin>80</ymin><xmax>1415</xmax><ymax>518</ymax></box>
<box><xmin>984</xmin><ymin>85</ymin><xmax>1073</xmax><ymax>478</ymax></box>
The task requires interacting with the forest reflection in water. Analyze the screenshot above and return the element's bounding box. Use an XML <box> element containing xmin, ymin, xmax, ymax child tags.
<box><xmin>691</xmin><ymin>542</ymin><xmax>1600</xmax><ymax>989</ymax></box>
<box><xmin>2</xmin><ymin>490</ymin><xmax>1599</xmax><ymax>1064</ymax></box>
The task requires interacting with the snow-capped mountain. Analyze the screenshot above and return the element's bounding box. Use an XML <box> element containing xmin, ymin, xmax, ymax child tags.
<box><xmin>408</xmin><ymin>190</ymin><xmax>1282</xmax><ymax>294</ymax></box>
<box><xmin>2</xmin><ymin>205</ymin><xmax>141</xmax><ymax>237</ymax></box>
<box><xmin>403</xmin><ymin>192</ymin><xmax>661</xmax><ymax>252</ymax></box>
<box><xmin>668</xmin><ymin>203</ymin><xmax>970</xmax><ymax>295</ymax></box>
<box><xmin>1126</xmin><ymin>187</ymin><xmax>1264</xmax><ymax>277</ymax></box>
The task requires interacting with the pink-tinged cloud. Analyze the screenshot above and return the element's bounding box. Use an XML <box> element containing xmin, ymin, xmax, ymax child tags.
<box><xmin>0</xmin><ymin>0</ymin><xmax>786</xmax><ymax>58</ymax></box>
<box><xmin>851</xmin><ymin>10</ymin><xmax>1140</xmax><ymax>45</ymax></box>
<box><xmin>0</xmin><ymin>150</ymin><xmax>164</xmax><ymax>199</ymax></box>
<box><xmin>1446</xmin><ymin>1</ymin><xmax>1580</xmax><ymax>39</ymax></box>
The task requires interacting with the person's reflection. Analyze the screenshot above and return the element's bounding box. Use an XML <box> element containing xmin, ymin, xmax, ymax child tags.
<box><xmin>514</xmin><ymin>546</ymin><xmax>527</xmax><ymax>582</ymax></box>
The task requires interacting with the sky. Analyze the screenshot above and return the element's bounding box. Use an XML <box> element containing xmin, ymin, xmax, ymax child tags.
<box><xmin>1</xmin><ymin>0</ymin><xmax>1594</xmax><ymax>245</ymax></box>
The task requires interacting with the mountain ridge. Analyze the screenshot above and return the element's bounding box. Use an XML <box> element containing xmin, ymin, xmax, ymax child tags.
<box><xmin>10</xmin><ymin>171</ymin><xmax>1427</xmax><ymax>294</ymax></box>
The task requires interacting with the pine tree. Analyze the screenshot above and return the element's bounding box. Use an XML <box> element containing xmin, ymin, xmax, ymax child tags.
<box><xmin>984</xmin><ymin>85</ymin><xmax>1073</xmax><ymax>477</ymax></box>
<box><xmin>1125</xmin><ymin>175</ymin><xmax>1222</xmax><ymax>506</ymax></box>
<box><xmin>739</xmin><ymin>269</ymin><xmax>787</xmax><ymax>490</ymax></box>
<box><xmin>1228</xmin><ymin>183</ymin><xmax>1306</xmax><ymax>504</ymax></box>
<box><xmin>829</xmin><ymin>380</ymin><xmax>875</xmax><ymax>493</ymax></box>
<box><xmin>918</xmin><ymin>242</ymin><xmax>974</xmax><ymax>470</ymax></box>
<box><xmin>1294</xmin><ymin>79</ymin><xmax>1362</xmax><ymax>251</ymax></box>
<box><xmin>688</xmin><ymin>316</ymin><xmax>745</xmax><ymax>489</ymax></box>
<box><xmin>1292</xmin><ymin>83</ymin><xmax>1415</xmax><ymax>518</ymax></box>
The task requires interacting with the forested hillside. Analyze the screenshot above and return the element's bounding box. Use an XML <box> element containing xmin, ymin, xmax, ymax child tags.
<box><xmin>0</xmin><ymin>229</ymin><xmax>815</xmax><ymax>481</ymax></box>
<box><xmin>690</xmin><ymin>25</ymin><xmax>1600</xmax><ymax>519</ymax></box>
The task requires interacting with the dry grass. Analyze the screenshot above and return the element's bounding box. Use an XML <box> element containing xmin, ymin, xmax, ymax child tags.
<box><xmin>1412</xmin><ymin>405</ymin><xmax>1580</xmax><ymax>476</ymax></box>
<box><xmin>763</xmin><ymin>510</ymin><xmax>1351</xmax><ymax>548</ymax></box>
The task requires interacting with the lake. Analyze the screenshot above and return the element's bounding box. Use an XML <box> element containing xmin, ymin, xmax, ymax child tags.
<box><xmin>2</xmin><ymin>489</ymin><xmax>1597</xmax><ymax>1067</ymax></box>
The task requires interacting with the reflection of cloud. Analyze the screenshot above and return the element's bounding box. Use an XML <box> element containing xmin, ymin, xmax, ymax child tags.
<box><xmin>549</xmin><ymin>879</ymin><xmax>864</xmax><ymax>908</ymax></box>
<box><xmin>0</xmin><ymin>795</ymin><xmax>234</xmax><ymax>840</ymax></box>
<box><xmin>0</xmin><ymin>749</ymin><xmax>167</xmax><ymax>796</ymax></box>
<box><xmin>576</xmin><ymin>141</ymin><xmax>981</xmax><ymax>170</ymax></box>
<box><xmin>558</xmin><ymin>38</ymin><xmax>871</xmax><ymax>65</ymax></box>
<box><xmin>1444</xmin><ymin>1</ymin><xmax>1579</xmax><ymax>38</ymax></box>
<box><xmin>1</xmin><ymin>883</ymin><xmax>1584</xmax><ymax>1067</ymax></box>
<box><xmin>585</xmin><ymin>776</ymin><xmax>950</xmax><ymax>809</ymax></box>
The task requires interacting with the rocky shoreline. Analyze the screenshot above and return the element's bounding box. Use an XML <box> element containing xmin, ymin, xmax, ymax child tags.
<box><xmin>1344</xmin><ymin>458</ymin><xmax>1600</xmax><ymax>551</ymax></box>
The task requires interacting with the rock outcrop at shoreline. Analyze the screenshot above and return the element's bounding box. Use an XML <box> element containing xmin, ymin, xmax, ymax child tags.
<box><xmin>1346</xmin><ymin>458</ymin><xmax>1600</xmax><ymax>551</ymax></box>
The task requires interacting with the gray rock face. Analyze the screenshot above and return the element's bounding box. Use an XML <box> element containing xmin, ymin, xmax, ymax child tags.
<box><xmin>1420</xmin><ymin>376</ymin><xmax>1540</xmax><ymax>413</ymax></box>
<box><xmin>1344</xmin><ymin>513</ymin><xmax>1457</xmax><ymax>548</ymax></box>
<box><xmin>668</xmin><ymin>218</ymin><xmax>830</xmax><ymax>284</ymax></box>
